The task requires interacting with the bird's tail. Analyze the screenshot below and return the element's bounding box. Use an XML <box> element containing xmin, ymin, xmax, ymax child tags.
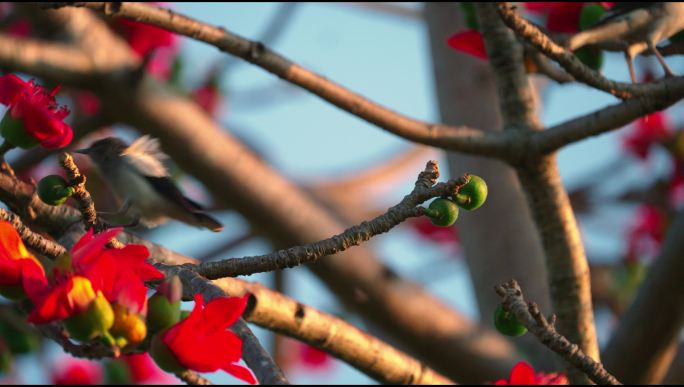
<box><xmin>194</xmin><ymin>212</ymin><xmax>223</xmax><ymax>232</ymax></box>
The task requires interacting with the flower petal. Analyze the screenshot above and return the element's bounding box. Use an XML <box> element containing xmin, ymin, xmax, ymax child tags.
<box><xmin>0</xmin><ymin>74</ymin><xmax>27</xmax><ymax>106</ymax></box>
<box><xmin>447</xmin><ymin>30</ymin><xmax>488</xmax><ymax>60</ymax></box>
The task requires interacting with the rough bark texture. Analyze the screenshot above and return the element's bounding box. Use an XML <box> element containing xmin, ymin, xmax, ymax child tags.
<box><xmin>425</xmin><ymin>2</ymin><xmax>554</xmax><ymax>369</ymax></box>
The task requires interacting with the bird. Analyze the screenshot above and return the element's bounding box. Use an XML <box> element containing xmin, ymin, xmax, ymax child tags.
<box><xmin>566</xmin><ymin>3</ymin><xmax>684</xmax><ymax>83</ymax></box>
<box><xmin>76</xmin><ymin>135</ymin><xmax>223</xmax><ymax>232</ymax></box>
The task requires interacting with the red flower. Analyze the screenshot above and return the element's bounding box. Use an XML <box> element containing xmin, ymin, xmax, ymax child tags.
<box><xmin>160</xmin><ymin>293</ymin><xmax>256</xmax><ymax>384</ymax></box>
<box><xmin>73</xmin><ymin>228</ymin><xmax>164</xmax><ymax>314</ymax></box>
<box><xmin>0</xmin><ymin>221</ymin><xmax>47</xmax><ymax>300</ymax></box>
<box><xmin>409</xmin><ymin>217</ymin><xmax>460</xmax><ymax>245</ymax></box>
<box><xmin>447</xmin><ymin>29</ymin><xmax>488</xmax><ymax>60</ymax></box>
<box><xmin>113</xmin><ymin>5</ymin><xmax>179</xmax><ymax>79</ymax></box>
<box><xmin>192</xmin><ymin>84</ymin><xmax>223</xmax><ymax>117</ymax></box>
<box><xmin>122</xmin><ymin>353</ymin><xmax>179</xmax><ymax>384</ymax></box>
<box><xmin>625</xmin><ymin>205</ymin><xmax>666</xmax><ymax>262</ymax></box>
<box><xmin>0</xmin><ymin>74</ymin><xmax>72</xmax><ymax>148</ymax></box>
<box><xmin>622</xmin><ymin>111</ymin><xmax>671</xmax><ymax>160</ymax></box>
<box><xmin>51</xmin><ymin>357</ymin><xmax>104</xmax><ymax>385</ymax></box>
<box><xmin>28</xmin><ymin>228</ymin><xmax>163</xmax><ymax>323</ymax></box>
<box><xmin>299</xmin><ymin>343</ymin><xmax>332</xmax><ymax>370</ymax></box>
<box><xmin>493</xmin><ymin>361</ymin><xmax>567</xmax><ymax>385</ymax></box>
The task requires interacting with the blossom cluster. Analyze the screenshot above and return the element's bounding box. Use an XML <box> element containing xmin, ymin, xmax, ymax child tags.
<box><xmin>0</xmin><ymin>222</ymin><xmax>255</xmax><ymax>384</ymax></box>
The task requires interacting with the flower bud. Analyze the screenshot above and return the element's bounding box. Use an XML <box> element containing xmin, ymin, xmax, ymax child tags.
<box><xmin>64</xmin><ymin>292</ymin><xmax>115</xmax><ymax>342</ymax></box>
<box><xmin>104</xmin><ymin>359</ymin><xmax>132</xmax><ymax>385</ymax></box>
<box><xmin>110</xmin><ymin>303</ymin><xmax>147</xmax><ymax>348</ymax></box>
<box><xmin>453</xmin><ymin>175</ymin><xmax>488</xmax><ymax>211</ymax></box>
<box><xmin>146</xmin><ymin>277</ymin><xmax>182</xmax><ymax>335</ymax></box>
<box><xmin>0</xmin><ymin>112</ymin><xmax>38</xmax><ymax>149</ymax></box>
<box><xmin>424</xmin><ymin>198</ymin><xmax>459</xmax><ymax>227</ymax></box>
<box><xmin>37</xmin><ymin>175</ymin><xmax>74</xmax><ymax>206</ymax></box>
<box><xmin>150</xmin><ymin>333</ymin><xmax>186</xmax><ymax>373</ymax></box>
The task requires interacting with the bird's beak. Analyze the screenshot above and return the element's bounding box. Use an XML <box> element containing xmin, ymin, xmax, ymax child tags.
<box><xmin>74</xmin><ymin>148</ymin><xmax>90</xmax><ymax>155</ymax></box>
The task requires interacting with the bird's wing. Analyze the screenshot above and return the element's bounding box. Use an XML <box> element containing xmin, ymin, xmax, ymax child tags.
<box><xmin>597</xmin><ymin>3</ymin><xmax>661</xmax><ymax>25</ymax></box>
<box><xmin>122</xmin><ymin>135</ymin><xmax>169</xmax><ymax>177</ymax></box>
<box><xmin>143</xmin><ymin>175</ymin><xmax>205</xmax><ymax>212</ymax></box>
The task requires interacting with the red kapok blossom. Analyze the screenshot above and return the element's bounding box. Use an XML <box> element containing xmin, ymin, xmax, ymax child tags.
<box><xmin>409</xmin><ymin>217</ymin><xmax>460</xmax><ymax>245</ymax></box>
<box><xmin>299</xmin><ymin>343</ymin><xmax>332</xmax><ymax>370</ymax></box>
<box><xmin>0</xmin><ymin>221</ymin><xmax>47</xmax><ymax>300</ymax></box>
<box><xmin>493</xmin><ymin>361</ymin><xmax>568</xmax><ymax>385</ymax></box>
<box><xmin>28</xmin><ymin>228</ymin><xmax>163</xmax><ymax>323</ymax></box>
<box><xmin>0</xmin><ymin>74</ymin><xmax>72</xmax><ymax>149</ymax></box>
<box><xmin>193</xmin><ymin>84</ymin><xmax>223</xmax><ymax>117</ymax></box>
<box><xmin>160</xmin><ymin>293</ymin><xmax>256</xmax><ymax>384</ymax></box>
<box><xmin>447</xmin><ymin>29</ymin><xmax>488</xmax><ymax>60</ymax></box>
<box><xmin>52</xmin><ymin>357</ymin><xmax>104</xmax><ymax>385</ymax></box>
<box><xmin>622</xmin><ymin>110</ymin><xmax>671</xmax><ymax>160</ymax></box>
<box><xmin>113</xmin><ymin>7</ymin><xmax>179</xmax><ymax>79</ymax></box>
<box><xmin>625</xmin><ymin>204</ymin><xmax>666</xmax><ymax>262</ymax></box>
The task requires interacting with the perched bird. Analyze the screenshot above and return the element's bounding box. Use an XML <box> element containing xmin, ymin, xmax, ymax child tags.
<box><xmin>76</xmin><ymin>136</ymin><xmax>223</xmax><ymax>232</ymax></box>
<box><xmin>566</xmin><ymin>3</ymin><xmax>684</xmax><ymax>83</ymax></box>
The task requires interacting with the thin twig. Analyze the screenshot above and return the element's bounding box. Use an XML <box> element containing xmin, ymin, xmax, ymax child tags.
<box><xmin>495</xmin><ymin>280</ymin><xmax>621</xmax><ymax>385</ymax></box>
<box><xmin>59</xmin><ymin>152</ymin><xmax>124</xmax><ymax>248</ymax></box>
<box><xmin>175</xmin><ymin>371</ymin><xmax>214</xmax><ymax>385</ymax></box>
<box><xmin>0</xmin><ymin>207</ymin><xmax>66</xmax><ymax>258</ymax></box>
<box><xmin>45</xmin><ymin>2</ymin><xmax>512</xmax><ymax>158</ymax></box>
<box><xmin>173</xmin><ymin>161</ymin><xmax>468</xmax><ymax>279</ymax></box>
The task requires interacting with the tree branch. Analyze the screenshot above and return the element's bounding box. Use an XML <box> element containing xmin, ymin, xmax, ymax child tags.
<box><xmin>533</xmin><ymin>83</ymin><xmax>684</xmax><ymax>154</ymax></box>
<box><xmin>187</xmin><ymin>161</ymin><xmax>467</xmax><ymax>278</ymax></box>
<box><xmin>478</xmin><ymin>4</ymin><xmax>598</xmax><ymax>384</ymax></box>
<box><xmin>495</xmin><ymin>280</ymin><xmax>621</xmax><ymax>385</ymax></box>
<box><xmin>45</xmin><ymin>1</ymin><xmax>513</xmax><ymax>158</ymax></box>
<box><xmin>213</xmin><ymin>277</ymin><xmax>456</xmax><ymax>384</ymax></box>
<box><xmin>0</xmin><ymin>207</ymin><xmax>66</xmax><ymax>258</ymax></box>
<box><xmin>495</xmin><ymin>2</ymin><xmax>682</xmax><ymax>100</ymax></box>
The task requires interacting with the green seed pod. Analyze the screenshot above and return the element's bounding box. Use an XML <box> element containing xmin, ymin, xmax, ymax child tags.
<box><xmin>494</xmin><ymin>304</ymin><xmax>527</xmax><ymax>337</ymax></box>
<box><xmin>37</xmin><ymin>175</ymin><xmax>74</xmax><ymax>206</ymax></box>
<box><xmin>453</xmin><ymin>175</ymin><xmax>488</xmax><ymax>211</ymax></box>
<box><xmin>425</xmin><ymin>198</ymin><xmax>459</xmax><ymax>227</ymax></box>
<box><xmin>146</xmin><ymin>294</ymin><xmax>181</xmax><ymax>335</ymax></box>
<box><xmin>0</xmin><ymin>113</ymin><xmax>38</xmax><ymax>149</ymax></box>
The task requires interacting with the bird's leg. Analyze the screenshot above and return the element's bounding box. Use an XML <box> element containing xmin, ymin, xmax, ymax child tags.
<box><xmin>649</xmin><ymin>41</ymin><xmax>676</xmax><ymax>78</ymax></box>
<box><xmin>625</xmin><ymin>50</ymin><xmax>637</xmax><ymax>84</ymax></box>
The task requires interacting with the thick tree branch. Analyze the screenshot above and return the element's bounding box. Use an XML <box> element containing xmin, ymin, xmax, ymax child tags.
<box><xmin>478</xmin><ymin>4</ymin><xmax>598</xmax><ymax>384</ymax></box>
<box><xmin>476</xmin><ymin>3</ymin><xmax>539</xmax><ymax>130</ymax></box>
<box><xmin>533</xmin><ymin>83</ymin><xmax>684</xmax><ymax>154</ymax></box>
<box><xmin>214</xmin><ymin>277</ymin><xmax>456</xmax><ymax>385</ymax></box>
<box><xmin>602</xmin><ymin>208</ymin><xmax>684</xmax><ymax>384</ymax></box>
<box><xmin>495</xmin><ymin>2</ymin><xmax>682</xmax><ymax>100</ymax></box>
<box><xmin>45</xmin><ymin>2</ymin><xmax>513</xmax><ymax>158</ymax></box>
<box><xmin>495</xmin><ymin>280</ymin><xmax>621</xmax><ymax>385</ymax></box>
<box><xmin>174</xmin><ymin>371</ymin><xmax>214</xmax><ymax>386</ymax></box>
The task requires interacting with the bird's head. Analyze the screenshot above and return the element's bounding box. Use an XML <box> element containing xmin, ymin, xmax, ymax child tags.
<box><xmin>75</xmin><ymin>137</ymin><xmax>128</xmax><ymax>167</ymax></box>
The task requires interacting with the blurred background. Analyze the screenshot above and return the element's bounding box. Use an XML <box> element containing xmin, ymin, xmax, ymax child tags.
<box><xmin>1</xmin><ymin>2</ymin><xmax>683</xmax><ymax>384</ymax></box>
